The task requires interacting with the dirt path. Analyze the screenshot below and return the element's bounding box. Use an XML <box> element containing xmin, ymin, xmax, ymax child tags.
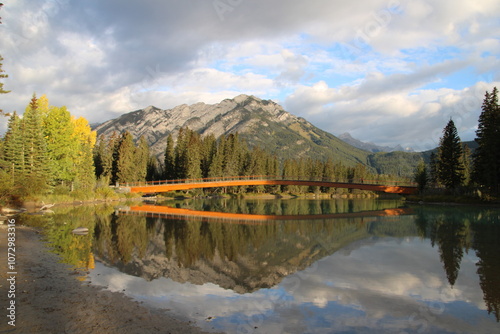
<box><xmin>0</xmin><ymin>222</ymin><xmax>221</xmax><ymax>334</ymax></box>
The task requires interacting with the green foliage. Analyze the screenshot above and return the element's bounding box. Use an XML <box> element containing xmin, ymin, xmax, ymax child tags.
<box><xmin>0</xmin><ymin>95</ymin><xmax>97</xmax><ymax>201</ymax></box>
<box><xmin>44</xmin><ymin>105</ymin><xmax>75</xmax><ymax>182</ymax></box>
<box><xmin>473</xmin><ymin>87</ymin><xmax>500</xmax><ymax>194</ymax></box>
<box><xmin>414</xmin><ymin>159</ymin><xmax>428</xmax><ymax>193</ymax></box>
<box><xmin>437</xmin><ymin>119</ymin><xmax>465</xmax><ymax>190</ymax></box>
<box><xmin>164</xmin><ymin>134</ymin><xmax>175</xmax><ymax>179</ymax></box>
<box><xmin>113</xmin><ymin>131</ymin><xmax>136</xmax><ymax>184</ymax></box>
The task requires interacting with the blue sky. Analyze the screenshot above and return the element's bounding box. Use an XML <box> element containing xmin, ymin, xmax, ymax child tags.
<box><xmin>1</xmin><ymin>0</ymin><xmax>499</xmax><ymax>150</ymax></box>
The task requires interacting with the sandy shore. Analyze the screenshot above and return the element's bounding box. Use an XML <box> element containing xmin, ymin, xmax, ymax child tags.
<box><xmin>0</xmin><ymin>222</ymin><xmax>222</xmax><ymax>334</ymax></box>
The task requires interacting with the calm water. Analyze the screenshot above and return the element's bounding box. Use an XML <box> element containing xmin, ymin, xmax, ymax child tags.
<box><xmin>22</xmin><ymin>198</ymin><xmax>500</xmax><ymax>333</ymax></box>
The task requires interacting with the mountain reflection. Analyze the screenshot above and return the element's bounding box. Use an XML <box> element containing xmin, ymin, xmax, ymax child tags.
<box><xmin>20</xmin><ymin>199</ymin><xmax>500</xmax><ymax>323</ymax></box>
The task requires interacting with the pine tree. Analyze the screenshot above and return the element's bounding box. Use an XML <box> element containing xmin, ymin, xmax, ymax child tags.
<box><xmin>437</xmin><ymin>119</ymin><xmax>465</xmax><ymax>190</ymax></box>
<box><xmin>473</xmin><ymin>87</ymin><xmax>500</xmax><ymax>193</ymax></box>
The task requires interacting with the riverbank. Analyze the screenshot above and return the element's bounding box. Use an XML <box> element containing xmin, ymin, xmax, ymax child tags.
<box><xmin>0</xmin><ymin>223</ymin><xmax>222</xmax><ymax>334</ymax></box>
<box><xmin>405</xmin><ymin>194</ymin><xmax>500</xmax><ymax>206</ymax></box>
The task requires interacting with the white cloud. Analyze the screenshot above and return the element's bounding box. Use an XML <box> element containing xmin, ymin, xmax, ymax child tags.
<box><xmin>0</xmin><ymin>0</ymin><xmax>499</xmax><ymax>148</ymax></box>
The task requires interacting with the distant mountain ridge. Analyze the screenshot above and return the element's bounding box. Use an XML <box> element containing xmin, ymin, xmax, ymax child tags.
<box><xmin>338</xmin><ymin>133</ymin><xmax>413</xmax><ymax>153</ymax></box>
<box><xmin>94</xmin><ymin>94</ymin><xmax>425</xmax><ymax>176</ymax></box>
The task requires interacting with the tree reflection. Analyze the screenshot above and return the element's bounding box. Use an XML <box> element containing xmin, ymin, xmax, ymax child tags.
<box><xmin>472</xmin><ymin>211</ymin><xmax>500</xmax><ymax>322</ymax></box>
<box><xmin>415</xmin><ymin>206</ymin><xmax>499</xmax><ymax>322</ymax></box>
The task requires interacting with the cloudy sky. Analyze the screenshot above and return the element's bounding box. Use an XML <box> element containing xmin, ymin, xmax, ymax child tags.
<box><xmin>1</xmin><ymin>0</ymin><xmax>499</xmax><ymax>150</ymax></box>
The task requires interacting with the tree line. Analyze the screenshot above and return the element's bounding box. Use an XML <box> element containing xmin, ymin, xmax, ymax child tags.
<box><xmin>415</xmin><ymin>87</ymin><xmax>500</xmax><ymax>196</ymax></box>
<box><xmin>93</xmin><ymin>127</ymin><xmax>384</xmax><ymax>195</ymax></box>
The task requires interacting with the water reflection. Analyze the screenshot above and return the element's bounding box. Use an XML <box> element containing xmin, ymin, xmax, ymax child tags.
<box><xmin>20</xmin><ymin>199</ymin><xmax>500</xmax><ymax>333</ymax></box>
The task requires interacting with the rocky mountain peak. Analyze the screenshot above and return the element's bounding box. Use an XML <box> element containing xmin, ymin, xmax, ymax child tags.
<box><xmin>94</xmin><ymin>95</ymin><xmax>372</xmax><ymax>166</ymax></box>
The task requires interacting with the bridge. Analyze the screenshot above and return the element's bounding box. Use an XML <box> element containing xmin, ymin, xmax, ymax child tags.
<box><xmin>119</xmin><ymin>175</ymin><xmax>418</xmax><ymax>195</ymax></box>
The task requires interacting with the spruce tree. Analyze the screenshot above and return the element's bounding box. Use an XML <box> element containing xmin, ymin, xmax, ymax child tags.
<box><xmin>2</xmin><ymin>111</ymin><xmax>24</xmax><ymax>180</ymax></box>
<box><xmin>437</xmin><ymin>119</ymin><xmax>464</xmax><ymax>190</ymax></box>
<box><xmin>185</xmin><ymin>132</ymin><xmax>202</xmax><ymax>180</ymax></box>
<box><xmin>114</xmin><ymin>131</ymin><xmax>136</xmax><ymax>184</ymax></box>
<box><xmin>473</xmin><ymin>87</ymin><xmax>500</xmax><ymax>193</ymax></box>
<box><xmin>23</xmin><ymin>95</ymin><xmax>49</xmax><ymax>176</ymax></box>
<box><xmin>164</xmin><ymin>134</ymin><xmax>175</xmax><ymax>179</ymax></box>
<box><xmin>135</xmin><ymin>136</ymin><xmax>150</xmax><ymax>182</ymax></box>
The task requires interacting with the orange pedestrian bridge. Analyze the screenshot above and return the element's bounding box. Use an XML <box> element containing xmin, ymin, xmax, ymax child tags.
<box><xmin>119</xmin><ymin>175</ymin><xmax>418</xmax><ymax>195</ymax></box>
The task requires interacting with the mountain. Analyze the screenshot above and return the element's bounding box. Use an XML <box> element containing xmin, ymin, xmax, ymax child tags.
<box><xmin>339</xmin><ymin>132</ymin><xmax>413</xmax><ymax>153</ymax></box>
<box><xmin>94</xmin><ymin>94</ymin><xmax>430</xmax><ymax>176</ymax></box>
<box><xmin>95</xmin><ymin>94</ymin><xmax>371</xmax><ymax>167</ymax></box>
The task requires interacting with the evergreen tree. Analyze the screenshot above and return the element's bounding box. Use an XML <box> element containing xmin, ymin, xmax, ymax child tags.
<box><xmin>164</xmin><ymin>134</ymin><xmax>175</xmax><ymax>179</ymax></box>
<box><xmin>437</xmin><ymin>119</ymin><xmax>464</xmax><ymax>190</ymax></box>
<box><xmin>473</xmin><ymin>87</ymin><xmax>500</xmax><ymax>193</ymax></box>
<box><xmin>429</xmin><ymin>152</ymin><xmax>439</xmax><ymax>187</ymax></box>
<box><xmin>200</xmin><ymin>134</ymin><xmax>216</xmax><ymax>178</ymax></box>
<box><xmin>185</xmin><ymin>131</ymin><xmax>202</xmax><ymax>180</ymax></box>
<box><xmin>114</xmin><ymin>131</ymin><xmax>136</xmax><ymax>184</ymax></box>
<box><xmin>414</xmin><ymin>159</ymin><xmax>428</xmax><ymax>193</ymax></box>
<box><xmin>322</xmin><ymin>159</ymin><xmax>336</xmax><ymax>194</ymax></box>
<box><xmin>23</xmin><ymin>94</ymin><xmax>49</xmax><ymax>179</ymax></box>
<box><xmin>461</xmin><ymin>144</ymin><xmax>472</xmax><ymax>187</ymax></box>
<box><xmin>174</xmin><ymin>128</ymin><xmax>189</xmax><ymax>179</ymax></box>
<box><xmin>134</xmin><ymin>136</ymin><xmax>149</xmax><ymax>182</ymax></box>
<box><xmin>93</xmin><ymin>135</ymin><xmax>107</xmax><ymax>179</ymax></box>
<box><xmin>2</xmin><ymin>111</ymin><xmax>24</xmax><ymax>180</ymax></box>
<box><xmin>208</xmin><ymin>135</ymin><xmax>225</xmax><ymax>178</ymax></box>
<box><xmin>146</xmin><ymin>155</ymin><xmax>161</xmax><ymax>181</ymax></box>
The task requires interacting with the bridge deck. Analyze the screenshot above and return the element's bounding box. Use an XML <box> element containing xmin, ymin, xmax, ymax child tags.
<box><xmin>122</xmin><ymin>176</ymin><xmax>417</xmax><ymax>195</ymax></box>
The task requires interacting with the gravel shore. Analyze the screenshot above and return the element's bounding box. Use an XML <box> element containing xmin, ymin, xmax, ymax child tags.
<box><xmin>0</xmin><ymin>223</ymin><xmax>221</xmax><ymax>334</ymax></box>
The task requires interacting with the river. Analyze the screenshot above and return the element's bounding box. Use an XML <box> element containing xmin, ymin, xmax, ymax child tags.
<box><xmin>21</xmin><ymin>198</ymin><xmax>500</xmax><ymax>333</ymax></box>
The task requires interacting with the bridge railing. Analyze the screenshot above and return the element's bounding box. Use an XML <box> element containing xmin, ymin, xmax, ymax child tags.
<box><xmin>119</xmin><ymin>175</ymin><xmax>417</xmax><ymax>188</ymax></box>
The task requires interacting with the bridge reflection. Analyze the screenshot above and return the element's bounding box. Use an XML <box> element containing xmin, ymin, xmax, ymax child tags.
<box><xmin>119</xmin><ymin>175</ymin><xmax>418</xmax><ymax>195</ymax></box>
<box><xmin>118</xmin><ymin>204</ymin><xmax>414</xmax><ymax>224</ymax></box>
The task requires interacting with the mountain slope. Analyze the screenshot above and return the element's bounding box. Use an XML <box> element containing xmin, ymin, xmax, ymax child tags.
<box><xmin>95</xmin><ymin>94</ymin><xmax>371</xmax><ymax>168</ymax></box>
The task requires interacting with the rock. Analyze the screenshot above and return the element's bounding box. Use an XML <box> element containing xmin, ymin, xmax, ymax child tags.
<box><xmin>72</xmin><ymin>227</ymin><xmax>89</xmax><ymax>235</ymax></box>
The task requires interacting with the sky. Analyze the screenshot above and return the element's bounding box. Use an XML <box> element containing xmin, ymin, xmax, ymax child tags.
<box><xmin>1</xmin><ymin>0</ymin><xmax>499</xmax><ymax>151</ymax></box>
